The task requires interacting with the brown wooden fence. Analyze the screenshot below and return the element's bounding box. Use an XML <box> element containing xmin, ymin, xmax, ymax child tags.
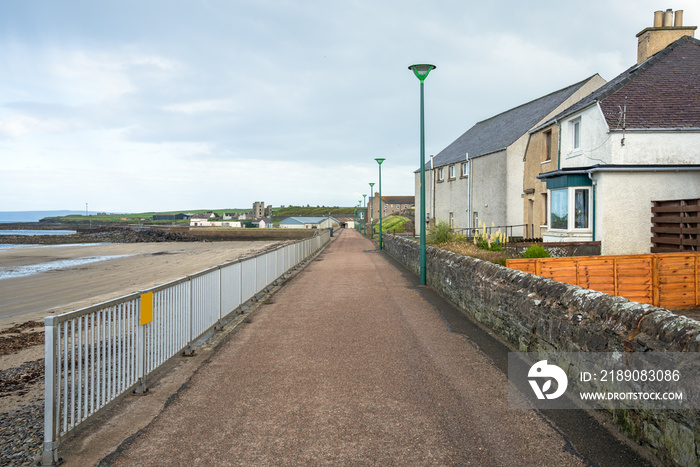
<box><xmin>651</xmin><ymin>198</ymin><xmax>700</xmax><ymax>253</ymax></box>
<box><xmin>506</xmin><ymin>253</ymin><xmax>700</xmax><ymax>311</ymax></box>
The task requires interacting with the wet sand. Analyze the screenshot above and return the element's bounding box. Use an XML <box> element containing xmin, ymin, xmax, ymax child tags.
<box><xmin>0</xmin><ymin>241</ymin><xmax>281</xmax><ymax>330</ymax></box>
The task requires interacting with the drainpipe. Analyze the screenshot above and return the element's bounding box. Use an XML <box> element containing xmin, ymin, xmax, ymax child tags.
<box><xmin>555</xmin><ymin>119</ymin><xmax>562</xmax><ymax>170</ymax></box>
<box><xmin>467</xmin><ymin>156</ymin><xmax>472</xmax><ymax>230</ymax></box>
<box><xmin>587</xmin><ymin>171</ymin><xmax>596</xmax><ymax>242</ymax></box>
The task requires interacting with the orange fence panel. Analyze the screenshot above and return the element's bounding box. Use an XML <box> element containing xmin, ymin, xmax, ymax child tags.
<box><xmin>506</xmin><ymin>253</ymin><xmax>700</xmax><ymax>310</ymax></box>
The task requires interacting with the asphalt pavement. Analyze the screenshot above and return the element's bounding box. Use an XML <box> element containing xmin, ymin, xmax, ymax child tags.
<box><xmin>100</xmin><ymin>228</ymin><xmax>654</xmax><ymax>466</ymax></box>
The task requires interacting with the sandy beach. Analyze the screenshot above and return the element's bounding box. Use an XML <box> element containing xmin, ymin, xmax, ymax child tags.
<box><xmin>0</xmin><ymin>240</ymin><xmax>282</xmax><ymax>329</ymax></box>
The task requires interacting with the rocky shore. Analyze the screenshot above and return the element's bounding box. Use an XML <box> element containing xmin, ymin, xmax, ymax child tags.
<box><xmin>0</xmin><ymin>225</ymin><xmax>200</xmax><ymax>245</ymax></box>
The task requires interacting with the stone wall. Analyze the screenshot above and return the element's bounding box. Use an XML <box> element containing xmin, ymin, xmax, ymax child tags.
<box><xmin>384</xmin><ymin>234</ymin><xmax>700</xmax><ymax>467</ymax></box>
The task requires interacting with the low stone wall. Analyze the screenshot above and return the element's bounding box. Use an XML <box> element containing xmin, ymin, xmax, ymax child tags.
<box><xmin>384</xmin><ymin>234</ymin><xmax>700</xmax><ymax>467</ymax></box>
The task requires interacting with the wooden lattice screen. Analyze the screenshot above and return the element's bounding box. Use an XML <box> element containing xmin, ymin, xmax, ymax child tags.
<box><xmin>651</xmin><ymin>198</ymin><xmax>700</xmax><ymax>253</ymax></box>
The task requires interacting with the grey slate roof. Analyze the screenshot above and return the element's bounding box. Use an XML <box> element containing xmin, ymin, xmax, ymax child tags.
<box><xmin>280</xmin><ymin>216</ymin><xmax>337</xmax><ymax>225</ymax></box>
<box><xmin>420</xmin><ymin>76</ymin><xmax>601</xmax><ymax>171</ymax></box>
<box><xmin>536</xmin><ymin>36</ymin><xmax>700</xmax><ymax>131</ymax></box>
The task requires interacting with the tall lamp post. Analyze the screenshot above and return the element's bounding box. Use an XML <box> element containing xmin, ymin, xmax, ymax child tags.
<box><xmin>408</xmin><ymin>63</ymin><xmax>435</xmax><ymax>286</ymax></box>
<box><xmin>375</xmin><ymin>158</ymin><xmax>385</xmax><ymax>249</ymax></box>
<box><xmin>368</xmin><ymin>182</ymin><xmax>375</xmax><ymax>239</ymax></box>
<box><xmin>362</xmin><ymin>194</ymin><xmax>367</xmax><ymax>236</ymax></box>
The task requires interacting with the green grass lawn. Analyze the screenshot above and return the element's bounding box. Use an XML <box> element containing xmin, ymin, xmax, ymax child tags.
<box><xmin>373</xmin><ymin>215</ymin><xmax>409</xmax><ymax>233</ymax></box>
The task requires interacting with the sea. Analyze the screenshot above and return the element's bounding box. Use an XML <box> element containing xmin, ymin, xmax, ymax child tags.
<box><xmin>0</xmin><ymin>210</ymin><xmax>84</xmax><ymax>249</ymax></box>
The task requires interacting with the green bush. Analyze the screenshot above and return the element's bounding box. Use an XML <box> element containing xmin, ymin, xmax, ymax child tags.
<box><xmin>427</xmin><ymin>221</ymin><xmax>455</xmax><ymax>244</ymax></box>
<box><xmin>522</xmin><ymin>245</ymin><xmax>550</xmax><ymax>258</ymax></box>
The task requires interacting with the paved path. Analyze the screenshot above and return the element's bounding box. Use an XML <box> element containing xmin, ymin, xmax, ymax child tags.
<box><xmin>105</xmin><ymin>229</ymin><xmax>630</xmax><ymax>466</ymax></box>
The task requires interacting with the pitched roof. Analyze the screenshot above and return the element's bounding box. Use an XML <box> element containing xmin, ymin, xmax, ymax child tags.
<box><xmin>279</xmin><ymin>217</ymin><xmax>334</xmax><ymax>225</ymax></box>
<box><xmin>380</xmin><ymin>196</ymin><xmax>415</xmax><ymax>204</ymax></box>
<box><xmin>546</xmin><ymin>36</ymin><xmax>700</xmax><ymax>130</ymax></box>
<box><xmin>421</xmin><ymin>76</ymin><xmax>601</xmax><ymax>171</ymax></box>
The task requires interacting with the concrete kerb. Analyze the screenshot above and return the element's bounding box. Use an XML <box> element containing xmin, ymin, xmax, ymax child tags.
<box><xmin>52</xmin><ymin>236</ymin><xmax>335</xmax><ymax>467</ymax></box>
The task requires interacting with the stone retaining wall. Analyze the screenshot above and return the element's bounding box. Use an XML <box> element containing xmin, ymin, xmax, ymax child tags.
<box><xmin>384</xmin><ymin>234</ymin><xmax>700</xmax><ymax>467</ymax></box>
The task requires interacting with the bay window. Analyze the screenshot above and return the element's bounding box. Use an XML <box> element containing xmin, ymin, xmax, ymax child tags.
<box><xmin>549</xmin><ymin>186</ymin><xmax>591</xmax><ymax>231</ymax></box>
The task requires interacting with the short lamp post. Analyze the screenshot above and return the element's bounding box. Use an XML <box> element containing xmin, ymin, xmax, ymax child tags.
<box><xmin>375</xmin><ymin>158</ymin><xmax>385</xmax><ymax>249</ymax></box>
<box><xmin>369</xmin><ymin>182</ymin><xmax>375</xmax><ymax>239</ymax></box>
<box><xmin>362</xmin><ymin>194</ymin><xmax>367</xmax><ymax>236</ymax></box>
<box><xmin>408</xmin><ymin>63</ymin><xmax>435</xmax><ymax>286</ymax></box>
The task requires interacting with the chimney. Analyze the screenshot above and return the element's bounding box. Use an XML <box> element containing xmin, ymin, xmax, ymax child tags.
<box><xmin>636</xmin><ymin>9</ymin><xmax>696</xmax><ymax>64</ymax></box>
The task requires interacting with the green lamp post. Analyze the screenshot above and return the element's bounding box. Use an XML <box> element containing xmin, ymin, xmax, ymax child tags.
<box><xmin>369</xmin><ymin>182</ymin><xmax>375</xmax><ymax>239</ymax></box>
<box><xmin>408</xmin><ymin>63</ymin><xmax>435</xmax><ymax>286</ymax></box>
<box><xmin>362</xmin><ymin>194</ymin><xmax>367</xmax><ymax>236</ymax></box>
<box><xmin>375</xmin><ymin>158</ymin><xmax>385</xmax><ymax>250</ymax></box>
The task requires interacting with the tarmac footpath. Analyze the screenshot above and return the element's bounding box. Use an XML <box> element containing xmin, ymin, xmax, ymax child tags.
<box><xmin>98</xmin><ymin>229</ymin><xmax>650</xmax><ymax>466</ymax></box>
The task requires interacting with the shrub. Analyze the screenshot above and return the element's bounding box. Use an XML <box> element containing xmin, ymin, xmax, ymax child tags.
<box><xmin>427</xmin><ymin>221</ymin><xmax>455</xmax><ymax>244</ymax></box>
<box><xmin>522</xmin><ymin>245</ymin><xmax>550</xmax><ymax>258</ymax></box>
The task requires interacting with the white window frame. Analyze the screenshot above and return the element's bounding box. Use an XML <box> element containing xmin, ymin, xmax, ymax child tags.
<box><xmin>572</xmin><ymin>117</ymin><xmax>581</xmax><ymax>152</ymax></box>
<box><xmin>548</xmin><ymin>186</ymin><xmax>591</xmax><ymax>232</ymax></box>
<box><xmin>438</xmin><ymin>167</ymin><xmax>444</xmax><ymax>181</ymax></box>
<box><xmin>461</xmin><ymin>162</ymin><xmax>468</xmax><ymax>177</ymax></box>
<box><xmin>449</xmin><ymin>165</ymin><xmax>456</xmax><ymax>179</ymax></box>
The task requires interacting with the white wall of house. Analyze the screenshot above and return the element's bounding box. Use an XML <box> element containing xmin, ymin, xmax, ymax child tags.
<box><xmin>471</xmin><ymin>150</ymin><xmax>508</xmax><ymax>230</ymax></box>
<box><xmin>596</xmin><ymin>171</ymin><xmax>700</xmax><ymax>255</ymax></box>
<box><xmin>189</xmin><ymin>220</ymin><xmax>241</xmax><ymax>227</ymax></box>
<box><xmin>611</xmin><ymin>131</ymin><xmax>700</xmax><ymax>165</ymax></box>
<box><xmin>559</xmin><ymin>105</ymin><xmax>700</xmax><ymax>168</ymax></box>
<box><xmin>506</xmin><ymin>133</ymin><xmax>528</xmax><ymax>229</ymax></box>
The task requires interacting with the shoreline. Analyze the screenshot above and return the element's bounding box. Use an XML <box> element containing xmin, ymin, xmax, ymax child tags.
<box><xmin>0</xmin><ymin>240</ymin><xmax>284</xmax><ymax>329</ymax></box>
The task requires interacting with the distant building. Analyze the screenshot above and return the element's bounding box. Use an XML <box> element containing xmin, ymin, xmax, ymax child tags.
<box><xmin>253</xmin><ymin>218</ymin><xmax>274</xmax><ymax>228</ymax></box>
<box><xmin>279</xmin><ymin>216</ymin><xmax>340</xmax><ymax>229</ymax></box>
<box><xmin>152</xmin><ymin>213</ymin><xmax>190</xmax><ymax>221</ymax></box>
<box><xmin>366</xmin><ymin>194</ymin><xmax>414</xmax><ymax>226</ymax></box>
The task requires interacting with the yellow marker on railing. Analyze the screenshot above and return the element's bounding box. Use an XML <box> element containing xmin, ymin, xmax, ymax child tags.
<box><xmin>140</xmin><ymin>292</ymin><xmax>153</xmax><ymax>325</ymax></box>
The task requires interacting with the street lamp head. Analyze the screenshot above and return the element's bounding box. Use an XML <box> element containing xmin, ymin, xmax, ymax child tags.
<box><xmin>408</xmin><ymin>64</ymin><xmax>436</xmax><ymax>82</ymax></box>
<box><xmin>374</xmin><ymin>158</ymin><xmax>385</xmax><ymax>165</ymax></box>
<box><xmin>369</xmin><ymin>182</ymin><xmax>375</xmax><ymax>187</ymax></box>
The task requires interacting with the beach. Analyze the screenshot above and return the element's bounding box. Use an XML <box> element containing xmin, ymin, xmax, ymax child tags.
<box><xmin>0</xmin><ymin>240</ymin><xmax>282</xmax><ymax>329</ymax></box>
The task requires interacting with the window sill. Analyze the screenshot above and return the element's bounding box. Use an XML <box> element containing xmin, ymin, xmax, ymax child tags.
<box><xmin>437</xmin><ymin>179</ymin><xmax>445</xmax><ymax>183</ymax></box>
<box><xmin>448</xmin><ymin>177</ymin><xmax>456</xmax><ymax>182</ymax></box>
<box><xmin>460</xmin><ymin>175</ymin><xmax>468</xmax><ymax>179</ymax></box>
<box><xmin>541</xmin><ymin>160</ymin><xmax>551</xmax><ymax>165</ymax></box>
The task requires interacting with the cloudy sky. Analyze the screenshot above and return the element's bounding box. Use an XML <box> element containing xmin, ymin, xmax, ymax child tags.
<box><xmin>1</xmin><ymin>1</ymin><xmax>696</xmax><ymax>213</ymax></box>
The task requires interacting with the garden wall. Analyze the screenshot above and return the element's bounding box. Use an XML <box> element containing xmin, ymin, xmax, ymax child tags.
<box><xmin>383</xmin><ymin>234</ymin><xmax>700</xmax><ymax>467</ymax></box>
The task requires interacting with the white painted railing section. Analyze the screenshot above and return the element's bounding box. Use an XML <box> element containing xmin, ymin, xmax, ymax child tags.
<box><xmin>42</xmin><ymin>230</ymin><xmax>330</xmax><ymax>465</ymax></box>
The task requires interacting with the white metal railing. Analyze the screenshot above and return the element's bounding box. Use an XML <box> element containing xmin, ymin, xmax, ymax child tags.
<box><xmin>42</xmin><ymin>230</ymin><xmax>330</xmax><ymax>465</ymax></box>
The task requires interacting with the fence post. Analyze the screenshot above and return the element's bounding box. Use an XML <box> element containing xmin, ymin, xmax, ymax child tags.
<box><xmin>42</xmin><ymin>317</ymin><xmax>59</xmax><ymax>466</ymax></box>
<box><xmin>652</xmin><ymin>255</ymin><xmax>660</xmax><ymax>307</ymax></box>
<box><xmin>216</xmin><ymin>267</ymin><xmax>223</xmax><ymax>330</ymax></box>
<box><xmin>182</xmin><ymin>276</ymin><xmax>196</xmax><ymax>356</ymax></box>
<box><xmin>133</xmin><ymin>315</ymin><xmax>147</xmax><ymax>395</ymax></box>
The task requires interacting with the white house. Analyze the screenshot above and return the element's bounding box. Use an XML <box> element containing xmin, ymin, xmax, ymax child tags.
<box><xmin>279</xmin><ymin>216</ymin><xmax>340</xmax><ymax>229</ymax></box>
<box><xmin>189</xmin><ymin>219</ymin><xmax>241</xmax><ymax>228</ymax></box>
<box><xmin>416</xmin><ymin>75</ymin><xmax>605</xmax><ymax>237</ymax></box>
<box><xmin>536</xmin><ymin>13</ymin><xmax>700</xmax><ymax>254</ymax></box>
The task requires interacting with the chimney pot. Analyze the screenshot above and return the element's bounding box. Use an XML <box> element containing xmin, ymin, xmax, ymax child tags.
<box><xmin>654</xmin><ymin>10</ymin><xmax>663</xmax><ymax>27</ymax></box>
<box><xmin>663</xmin><ymin>9</ymin><xmax>673</xmax><ymax>27</ymax></box>
<box><xmin>675</xmin><ymin>10</ymin><xmax>683</xmax><ymax>27</ymax></box>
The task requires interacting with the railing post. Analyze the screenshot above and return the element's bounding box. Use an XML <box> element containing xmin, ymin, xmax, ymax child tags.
<box><xmin>216</xmin><ymin>267</ymin><xmax>223</xmax><ymax>330</ymax></box>
<box><xmin>182</xmin><ymin>276</ymin><xmax>196</xmax><ymax>356</ymax></box>
<box><xmin>133</xmin><ymin>315</ymin><xmax>148</xmax><ymax>395</ymax></box>
<box><xmin>42</xmin><ymin>317</ymin><xmax>59</xmax><ymax>466</ymax></box>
